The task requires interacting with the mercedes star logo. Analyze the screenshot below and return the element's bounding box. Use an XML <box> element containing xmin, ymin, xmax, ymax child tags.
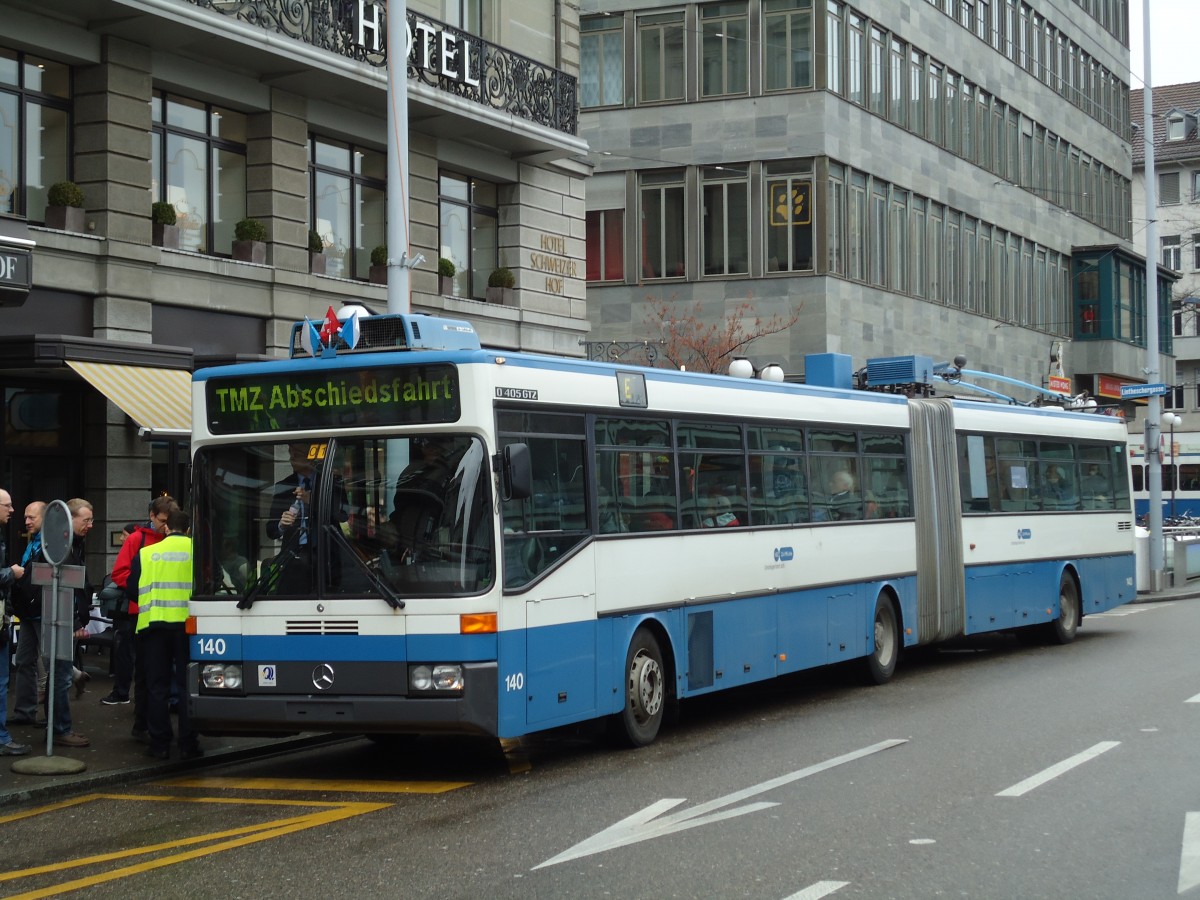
<box><xmin>312</xmin><ymin>663</ymin><xmax>335</xmax><ymax>691</ymax></box>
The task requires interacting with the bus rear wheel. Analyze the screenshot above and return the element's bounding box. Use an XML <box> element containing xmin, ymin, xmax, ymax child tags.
<box><xmin>614</xmin><ymin>629</ymin><xmax>666</xmax><ymax>747</ymax></box>
<box><xmin>1045</xmin><ymin>572</ymin><xmax>1080</xmax><ymax>645</ymax></box>
<box><xmin>865</xmin><ymin>595</ymin><xmax>899</xmax><ymax>685</ymax></box>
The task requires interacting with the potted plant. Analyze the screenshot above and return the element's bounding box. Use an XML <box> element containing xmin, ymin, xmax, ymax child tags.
<box><xmin>309</xmin><ymin>229</ymin><xmax>327</xmax><ymax>275</ymax></box>
<box><xmin>369</xmin><ymin>244</ymin><xmax>387</xmax><ymax>284</ymax></box>
<box><xmin>437</xmin><ymin>257</ymin><xmax>456</xmax><ymax>295</ymax></box>
<box><xmin>152</xmin><ymin>201</ymin><xmax>179</xmax><ymax>249</ymax></box>
<box><xmin>232</xmin><ymin>216</ymin><xmax>268</xmax><ymax>264</ymax></box>
<box><xmin>486</xmin><ymin>265</ymin><xmax>515</xmax><ymax>304</ymax></box>
<box><xmin>45</xmin><ymin>180</ymin><xmax>86</xmax><ymax>233</ymax></box>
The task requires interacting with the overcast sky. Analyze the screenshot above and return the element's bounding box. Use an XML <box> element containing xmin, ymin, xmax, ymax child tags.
<box><xmin>1128</xmin><ymin>0</ymin><xmax>1200</xmax><ymax>89</ymax></box>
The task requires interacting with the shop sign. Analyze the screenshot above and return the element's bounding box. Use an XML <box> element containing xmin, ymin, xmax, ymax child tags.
<box><xmin>0</xmin><ymin>244</ymin><xmax>32</xmax><ymax>302</ymax></box>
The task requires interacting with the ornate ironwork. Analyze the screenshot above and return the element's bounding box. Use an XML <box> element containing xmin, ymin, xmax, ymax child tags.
<box><xmin>581</xmin><ymin>340</ymin><xmax>664</xmax><ymax>368</ymax></box>
<box><xmin>184</xmin><ymin>0</ymin><xmax>577</xmax><ymax>135</ymax></box>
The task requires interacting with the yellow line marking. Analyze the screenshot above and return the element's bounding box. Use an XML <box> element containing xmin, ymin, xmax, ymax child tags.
<box><xmin>159</xmin><ymin>776</ymin><xmax>472</xmax><ymax>793</ymax></box>
<box><xmin>2</xmin><ymin>798</ymin><xmax>390</xmax><ymax>899</ymax></box>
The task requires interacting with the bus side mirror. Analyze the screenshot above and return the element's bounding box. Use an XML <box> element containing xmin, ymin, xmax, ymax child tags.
<box><xmin>501</xmin><ymin>443</ymin><xmax>532</xmax><ymax>501</ymax></box>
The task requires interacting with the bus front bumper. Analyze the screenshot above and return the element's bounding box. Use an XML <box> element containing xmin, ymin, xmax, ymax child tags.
<box><xmin>187</xmin><ymin>661</ymin><xmax>498</xmax><ymax>738</ymax></box>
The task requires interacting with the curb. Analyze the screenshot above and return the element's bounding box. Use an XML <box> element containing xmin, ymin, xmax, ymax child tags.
<box><xmin>0</xmin><ymin>733</ymin><xmax>348</xmax><ymax>809</ymax></box>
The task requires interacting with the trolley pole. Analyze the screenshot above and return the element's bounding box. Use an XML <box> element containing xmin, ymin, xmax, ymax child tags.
<box><xmin>386</xmin><ymin>0</ymin><xmax>414</xmax><ymax>314</ymax></box>
<box><xmin>1141</xmin><ymin>5</ymin><xmax>1165</xmax><ymax>590</ymax></box>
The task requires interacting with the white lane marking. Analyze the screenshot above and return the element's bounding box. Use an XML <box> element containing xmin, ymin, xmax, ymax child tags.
<box><xmin>1186</xmin><ymin>694</ymin><xmax>1200</xmax><ymax>704</ymax></box>
<box><xmin>1093</xmin><ymin>603</ymin><xmax>1175</xmax><ymax>617</ymax></box>
<box><xmin>783</xmin><ymin>881</ymin><xmax>850</xmax><ymax>900</ymax></box>
<box><xmin>996</xmin><ymin>741</ymin><xmax>1120</xmax><ymax>797</ymax></box>
<box><xmin>1179</xmin><ymin>812</ymin><xmax>1200</xmax><ymax>894</ymax></box>
<box><xmin>534</xmin><ymin>739</ymin><xmax>908</xmax><ymax>869</ymax></box>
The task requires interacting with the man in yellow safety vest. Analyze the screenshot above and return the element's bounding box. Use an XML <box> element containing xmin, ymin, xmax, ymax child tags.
<box><xmin>127</xmin><ymin>508</ymin><xmax>202</xmax><ymax>761</ymax></box>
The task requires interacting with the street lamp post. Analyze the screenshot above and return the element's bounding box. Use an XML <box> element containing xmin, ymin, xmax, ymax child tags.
<box><xmin>1163</xmin><ymin>412</ymin><xmax>1182</xmax><ymax>520</ymax></box>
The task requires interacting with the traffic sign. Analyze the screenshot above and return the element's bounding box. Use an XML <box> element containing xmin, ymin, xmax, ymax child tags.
<box><xmin>41</xmin><ymin>499</ymin><xmax>73</xmax><ymax>566</ymax></box>
<box><xmin>1119</xmin><ymin>383</ymin><xmax>1169</xmax><ymax>399</ymax></box>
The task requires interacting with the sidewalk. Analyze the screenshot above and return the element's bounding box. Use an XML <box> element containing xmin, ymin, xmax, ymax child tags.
<box><xmin>1</xmin><ymin>657</ymin><xmax>334</xmax><ymax>809</ymax></box>
<box><xmin>4</xmin><ymin>583</ymin><xmax>1198</xmax><ymax>808</ymax></box>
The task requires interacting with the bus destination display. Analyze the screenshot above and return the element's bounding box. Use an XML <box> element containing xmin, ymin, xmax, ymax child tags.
<box><xmin>205</xmin><ymin>364</ymin><xmax>460</xmax><ymax>434</ymax></box>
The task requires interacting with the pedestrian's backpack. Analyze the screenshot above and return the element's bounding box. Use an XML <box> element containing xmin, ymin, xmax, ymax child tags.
<box><xmin>96</xmin><ymin>575</ymin><xmax>124</xmax><ymax>618</ymax></box>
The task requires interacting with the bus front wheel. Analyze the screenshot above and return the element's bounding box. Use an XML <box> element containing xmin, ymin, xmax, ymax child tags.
<box><xmin>1045</xmin><ymin>572</ymin><xmax>1080</xmax><ymax>645</ymax></box>
<box><xmin>615</xmin><ymin>629</ymin><xmax>666</xmax><ymax>747</ymax></box>
<box><xmin>865</xmin><ymin>595</ymin><xmax>899</xmax><ymax>685</ymax></box>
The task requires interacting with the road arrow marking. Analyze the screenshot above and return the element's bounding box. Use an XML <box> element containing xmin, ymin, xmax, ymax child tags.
<box><xmin>1186</xmin><ymin>693</ymin><xmax>1200</xmax><ymax>704</ymax></box>
<box><xmin>1180</xmin><ymin>812</ymin><xmax>1200</xmax><ymax>894</ymax></box>
<box><xmin>783</xmin><ymin>881</ymin><xmax>850</xmax><ymax>899</ymax></box>
<box><xmin>534</xmin><ymin>739</ymin><xmax>907</xmax><ymax>869</ymax></box>
<box><xmin>995</xmin><ymin>741</ymin><xmax>1119</xmax><ymax>797</ymax></box>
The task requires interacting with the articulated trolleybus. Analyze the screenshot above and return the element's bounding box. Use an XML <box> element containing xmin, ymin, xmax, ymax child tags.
<box><xmin>187</xmin><ymin>311</ymin><xmax>1135</xmax><ymax>747</ymax></box>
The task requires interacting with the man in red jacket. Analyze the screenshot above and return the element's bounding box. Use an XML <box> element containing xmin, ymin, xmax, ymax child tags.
<box><xmin>100</xmin><ymin>496</ymin><xmax>177</xmax><ymax>743</ymax></box>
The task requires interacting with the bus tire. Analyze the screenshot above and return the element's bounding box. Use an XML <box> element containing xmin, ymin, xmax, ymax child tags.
<box><xmin>614</xmin><ymin>629</ymin><xmax>666</xmax><ymax>748</ymax></box>
<box><xmin>865</xmin><ymin>594</ymin><xmax>899</xmax><ymax>685</ymax></box>
<box><xmin>1045</xmin><ymin>571</ymin><xmax>1080</xmax><ymax>645</ymax></box>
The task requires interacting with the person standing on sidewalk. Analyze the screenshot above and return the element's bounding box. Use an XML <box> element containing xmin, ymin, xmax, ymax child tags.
<box><xmin>102</xmin><ymin>496</ymin><xmax>176</xmax><ymax>744</ymax></box>
<box><xmin>0</xmin><ymin>488</ymin><xmax>31</xmax><ymax>756</ymax></box>
<box><xmin>127</xmin><ymin>507</ymin><xmax>202</xmax><ymax>760</ymax></box>
<box><xmin>9</xmin><ymin>500</ymin><xmax>45</xmax><ymax>726</ymax></box>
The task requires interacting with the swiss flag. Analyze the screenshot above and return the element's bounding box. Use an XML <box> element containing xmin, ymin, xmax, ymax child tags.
<box><xmin>318</xmin><ymin>306</ymin><xmax>341</xmax><ymax>346</ymax></box>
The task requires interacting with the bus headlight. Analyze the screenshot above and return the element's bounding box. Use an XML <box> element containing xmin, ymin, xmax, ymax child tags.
<box><xmin>408</xmin><ymin>663</ymin><xmax>464</xmax><ymax>693</ymax></box>
<box><xmin>201</xmin><ymin>663</ymin><xmax>243</xmax><ymax>690</ymax></box>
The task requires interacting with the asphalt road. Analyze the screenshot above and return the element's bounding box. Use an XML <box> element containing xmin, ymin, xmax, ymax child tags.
<box><xmin>5</xmin><ymin>597</ymin><xmax>1198</xmax><ymax>899</ymax></box>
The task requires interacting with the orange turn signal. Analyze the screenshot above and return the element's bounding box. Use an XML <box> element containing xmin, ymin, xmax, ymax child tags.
<box><xmin>460</xmin><ymin>612</ymin><xmax>497</xmax><ymax>634</ymax></box>
<box><xmin>185</xmin><ymin>616</ymin><xmax>197</xmax><ymax>635</ymax></box>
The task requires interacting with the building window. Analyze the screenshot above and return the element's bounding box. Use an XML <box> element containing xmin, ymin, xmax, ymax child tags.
<box><xmin>1191</xmin><ymin>170</ymin><xmax>1200</xmax><ymax>202</ymax></box>
<box><xmin>847</xmin><ymin>170</ymin><xmax>867</xmax><ymax>282</ymax></box>
<box><xmin>152</xmin><ymin>93</ymin><xmax>246</xmax><ymax>255</ymax></box>
<box><xmin>1160</xmin><ymin>171</ymin><xmax>1180</xmax><ymax>205</ymax></box>
<box><xmin>637</xmin><ymin>11</ymin><xmax>685</xmax><ymax>103</ymax></box>
<box><xmin>439</xmin><ymin>171</ymin><xmax>498</xmax><ymax>300</ymax></box>
<box><xmin>825</xmin><ymin>1</ymin><xmax>842</xmax><ymax>96</ymax></box>
<box><xmin>868</xmin><ymin>26</ymin><xmax>885</xmax><ymax>116</ymax></box>
<box><xmin>763</xmin><ymin>0</ymin><xmax>814</xmax><ymax>91</ymax></box>
<box><xmin>0</xmin><ymin>49</ymin><xmax>70</xmax><ymax>221</ymax></box>
<box><xmin>827</xmin><ymin>162</ymin><xmax>845</xmax><ymax>275</ymax></box>
<box><xmin>586</xmin><ymin>209</ymin><xmax>624</xmax><ymax>282</ymax></box>
<box><xmin>1162</xmin><ymin>235</ymin><xmax>1182</xmax><ymax>271</ymax></box>
<box><xmin>1166</xmin><ymin>113</ymin><xmax>1186</xmax><ymax>141</ymax></box>
<box><xmin>702</xmin><ymin>165</ymin><xmax>749</xmax><ymax>275</ymax></box>
<box><xmin>640</xmin><ymin>170</ymin><xmax>686</xmax><ymax>278</ymax></box>
<box><xmin>909</xmin><ymin>49</ymin><xmax>925</xmax><ymax>136</ymax></box>
<box><xmin>844</xmin><ymin>13</ymin><xmax>866</xmax><ymax>106</ymax></box>
<box><xmin>310</xmin><ymin>138</ymin><xmax>385</xmax><ymax>281</ymax></box>
<box><xmin>581</xmin><ymin>16</ymin><xmax>624</xmax><ymax>107</ymax></box>
<box><xmin>1194</xmin><ymin>233</ymin><xmax>1200</xmax><ymax>271</ymax></box>
<box><xmin>700</xmin><ymin>3</ymin><xmax>749</xmax><ymax>98</ymax></box>
<box><xmin>764</xmin><ymin>162</ymin><xmax>813</xmax><ymax>273</ymax></box>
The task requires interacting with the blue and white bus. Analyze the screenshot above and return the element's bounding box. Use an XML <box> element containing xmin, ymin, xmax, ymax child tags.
<box><xmin>187</xmin><ymin>312</ymin><xmax>1136</xmax><ymax>746</ymax></box>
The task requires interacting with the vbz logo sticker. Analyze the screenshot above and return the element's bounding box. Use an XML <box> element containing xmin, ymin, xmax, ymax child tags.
<box><xmin>1016</xmin><ymin>528</ymin><xmax>1032</xmax><ymax>540</ymax></box>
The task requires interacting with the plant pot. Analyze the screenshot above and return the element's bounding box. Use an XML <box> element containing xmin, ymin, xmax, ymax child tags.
<box><xmin>370</xmin><ymin>264</ymin><xmax>387</xmax><ymax>285</ymax></box>
<box><xmin>310</xmin><ymin>252</ymin><xmax>327</xmax><ymax>275</ymax></box>
<box><xmin>486</xmin><ymin>286</ymin><xmax>513</xmax><ymax>305</ymax></box>
<box><xmin>45</xmin><ymin>205</ymin><xmax>86</xmax><ymax>233</ymax></box>
<box><xmin>439</xmin><ymin>275</ymin><xmax>454</xmax><ymax>295</ymax></box>
<box><xmin>232</xmin><ymin>239</ymin><xmax>267</xmax><ymax>264</ymax></box>
<box><xmin>153</xmin><ymin>223</ymin><xmax>180</xmax><ymax>249</ymax></box>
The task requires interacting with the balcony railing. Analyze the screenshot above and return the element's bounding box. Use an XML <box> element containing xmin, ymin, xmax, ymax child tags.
<box><xmin>185</xmin><ymin>0</ymin><xmax>578</xmax><ymax>136</ymax></box>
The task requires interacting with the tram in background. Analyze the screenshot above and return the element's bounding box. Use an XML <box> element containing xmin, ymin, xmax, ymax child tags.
<box><xmin>1129</xmin><ymin>432</ymin><xmax>1200</xmax><ymax>520</ymax></box>
<box><xmin>185</xmin><ymin>310</ymin><xmax>1136</xmax><ymax>748</ymax></box>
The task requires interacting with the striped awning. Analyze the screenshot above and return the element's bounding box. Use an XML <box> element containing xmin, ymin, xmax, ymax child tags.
<box><xmin>66</xmin><ymin>360</ymin><xmax>192</xmax><ymax>439</ymax></box>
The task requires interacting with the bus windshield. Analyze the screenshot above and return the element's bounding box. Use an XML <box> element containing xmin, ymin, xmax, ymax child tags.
<box><xmin>192</xmin><ymin>434</ymin><xmax>494</xmax><ymax>601</ymax></box>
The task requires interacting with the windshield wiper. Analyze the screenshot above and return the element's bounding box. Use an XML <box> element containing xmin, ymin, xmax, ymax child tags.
<box><xmin>323</xmin><ymin>523</ymin><xmax>405</xmax><ymax>609</ymax></box>
<box><xmin>238</xmin><ymin>528</ymin><xmax>303</xmax><ymax>610</ymax></box>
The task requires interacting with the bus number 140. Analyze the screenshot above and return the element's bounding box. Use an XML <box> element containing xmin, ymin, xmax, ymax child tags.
<box><xmin>504</xmin><ymin>672</ymin><xmax>525</xmax><ymax>692</ymax></box>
